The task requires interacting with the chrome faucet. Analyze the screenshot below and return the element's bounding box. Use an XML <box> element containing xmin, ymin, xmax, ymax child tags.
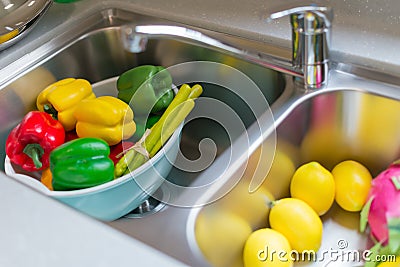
<box><xmin>269</xmin><ymin>6</ymin><xmax>333</xmax><ymax>88</ymax></box>
<box><xmin>120</xmin><ymin>6</ymin><xmax>333</xmax><ymax>89</ymax></box>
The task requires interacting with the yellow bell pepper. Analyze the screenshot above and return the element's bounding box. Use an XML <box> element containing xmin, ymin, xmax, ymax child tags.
<box><xmin>74</xmin><ymin>96</ymin><xmax>136</xmax><ymax>145</ymax></box>
<box><xmin>41</xmin><ymin>168</ymin><xmax>53</xmax><ymax>191</ymax></box>
<box><xmin>36</xmin><ymin>78</ymin><xmax>96</xmax><ymax>131</ymax></box>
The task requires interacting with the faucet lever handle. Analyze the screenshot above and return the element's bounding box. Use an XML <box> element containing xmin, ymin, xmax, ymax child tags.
<box><xmin>269</xmin><ymin>6</ymin><xmax>333</xmax><ymax>27</ymax></box>
<box><xmin>267</xmin><ymin>6</ymin><xmax>333</xmax><ymax>89</ymax></box>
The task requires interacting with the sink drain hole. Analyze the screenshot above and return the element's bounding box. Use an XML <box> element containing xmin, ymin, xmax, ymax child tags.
<box><xmin>124</xmin><ymin>186</ymin><xmax>169</xmax><ymax>218</ymax></box>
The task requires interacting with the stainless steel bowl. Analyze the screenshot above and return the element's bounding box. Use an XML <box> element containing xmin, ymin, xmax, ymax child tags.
<box><xmin>0</xmin><ymin>0</ymin><xmax>52</xmax><ymax>51</ymax></box>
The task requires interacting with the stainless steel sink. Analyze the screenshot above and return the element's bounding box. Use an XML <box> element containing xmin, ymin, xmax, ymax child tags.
<box><xmin>3</xmin><ymin>6</ymin><xmax>400</xmax><ymax>267</ymax></box>
<box><xmin>0</xmin><ymin>7</ymin><xmax>287</xmax><ymax>266</ymax></box>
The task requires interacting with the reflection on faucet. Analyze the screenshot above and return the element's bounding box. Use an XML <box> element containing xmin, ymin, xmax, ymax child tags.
<box><xmin>120</xmin><ymin>5</ymin><xmax>332</xmax><ymax>89</ymax></box>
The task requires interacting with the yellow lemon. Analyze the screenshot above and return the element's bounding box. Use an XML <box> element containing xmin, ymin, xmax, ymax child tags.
<box><xmin>290</xmin><ymin>161</ymin><xmax>335</xmax><ymax>215</ymax></box>
<box><xmin>331</xmin><ymin>160</ymin><xmax>372</xmax><ymax>212</ymax></box>
<box><xmin>195</xmin><ymin>210</ymin><xmax>252</xmax><ymax>267</ymax></box>
<box><xmin>217</xmin><ymin>183</ymin><xmax>274</xmax><ymax>229</ymax></box>
<box><xmin>244</xmin><ymin>143</ymin><xmax>296</xmax><ymax>200</ymax></box>
<box><xmin>269</xmin><ymin>198</ymin><xmax>323</xmax><ymax>253</ymax></box>
<box><xmin>243</xmin><ymin>228</ymin><xmax>293</xmax><ymax>267</ymax></box>
<box><xmin>377</xmin><ymin>256</ymin><xmax>400</xmax><ymax>267</ymax></box>
<box><xmin>262</xmin><ymin>148</ymin><xmax>296</xmax><ymax>199</ymax></box>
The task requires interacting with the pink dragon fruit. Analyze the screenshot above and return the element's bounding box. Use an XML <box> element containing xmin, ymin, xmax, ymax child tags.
<box><xmin>361</xmin><ymin>161</ymin><xmax>400</xmax><ymax>255</ymax></box>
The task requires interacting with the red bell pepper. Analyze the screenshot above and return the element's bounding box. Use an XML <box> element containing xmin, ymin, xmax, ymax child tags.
<box><xmin>6</xmin><ymin>111</ymin><xmax>65</xmax><ymax>172</ymax></box>
<box><xmin>109</xmin><ymin>141</ymin><xmax>135</xmax><ymax>165</ymax></box>
<box><xmin>65</xmin><ymin>130</ymin><xmax>79</xmax><ymax>142</ymax></box>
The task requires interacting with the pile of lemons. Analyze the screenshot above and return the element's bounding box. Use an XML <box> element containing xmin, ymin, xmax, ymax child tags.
<box><xmin>243</xmin><ymin>160</ymin><xmax>373</xmax><ymax>267</ymax></box>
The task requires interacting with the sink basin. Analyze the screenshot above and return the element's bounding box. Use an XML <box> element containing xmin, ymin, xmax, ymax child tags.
<box><xmin>187</xmin><ymin>89</ymin><xmax>400</xmax><ymax>267</ymax></box>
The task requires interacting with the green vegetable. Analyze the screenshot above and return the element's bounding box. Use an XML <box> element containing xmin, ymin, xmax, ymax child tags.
<box><xmin>149</xmin><ymin>99</ymin><xmax>194</xmax><ymax>158</ymax></box>
<box><xmin>114</xmin><ymin>84</ymin><xmax>203</xmax><ymax>177</ymax></box>
<box><xmin>50</xmin><ymin>137</ymin><xmax>114</xmax><ymax>191</ymax></box>
<box><xmin>131</xmin><ymin>114</ymin><xmax>161</xmax><ymax>141</ymax></box>
<box><xmin>146</xmin><ymin>115</ymin><xmax>161</xmax><ymax>129</ymax></box>
<box><xmin>117</xmin><ymin>65</ymin><xmax>174</xmax><ymax>115</ymax></box>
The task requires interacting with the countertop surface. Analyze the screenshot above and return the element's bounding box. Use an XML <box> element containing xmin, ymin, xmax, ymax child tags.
<box><xmin>0</xmin><ymin>173</ymin><xmax>189</xmax><ymax>267</ymax></box>
<box><xmin>1</xmin><ymin>0</ymin><xmax>400</xmax><ymax>266</ymax></box>
<box><xmin>3</xmin><ymin>0</ymin><xmax>400</xmax><ymax>77</ymax></box>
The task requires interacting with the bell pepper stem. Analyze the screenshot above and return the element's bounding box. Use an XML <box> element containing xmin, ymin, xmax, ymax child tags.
<box><xmin>23</xmin><ymin>143</ymin><xmax>44</xmax><ymax>169</ymax></box>
<box><xmin>43</xmin><ymin>104</ymin><xmax>58</xmax><ymax>120</ymax></box>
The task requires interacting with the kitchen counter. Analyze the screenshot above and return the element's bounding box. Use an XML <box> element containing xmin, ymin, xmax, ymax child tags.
<box><xmin>0</xmin><ymin>172</ymin><xmax>189</xmax><ymax>267</ymax></box>
<box><xmin>1</xmin><ymin>0</ymin><xmax>400</xmax><ymax>266</ymax></box>
<box><xmin>2</xmin><ymin>0</ymin><xmax>400</xmax><ymax>80</ymax></box>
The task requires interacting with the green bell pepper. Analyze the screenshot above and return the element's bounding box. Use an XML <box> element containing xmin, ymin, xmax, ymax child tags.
<box><xmin>117</xmin><ymin>65</ymin><xmax>174</xmax><ymax>115</ymax></box>
<box><xmin>50</xmin><ymin>137</ymin><xmax>114</xmax><ymax>191</ymax></box>
<box><xmin>132</xmin><ymin>114</ymin><xmax>161</xmax><ymax>141</ymax></box>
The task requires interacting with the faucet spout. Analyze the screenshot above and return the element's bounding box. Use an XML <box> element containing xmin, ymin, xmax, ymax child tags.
<box><xmin>120</xmin><ymin>24</ymin><xmax>303</xmax><ymax>80</ymax></box>
<box><xmin>121</xmin><ymin>25</ymin><xmax>245</xmax><ymax>55</ymax></box>
<box><xmin>120</xmin><ymin>7</ymin><xmax>333</xmax><ymax>90</ymax></box>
